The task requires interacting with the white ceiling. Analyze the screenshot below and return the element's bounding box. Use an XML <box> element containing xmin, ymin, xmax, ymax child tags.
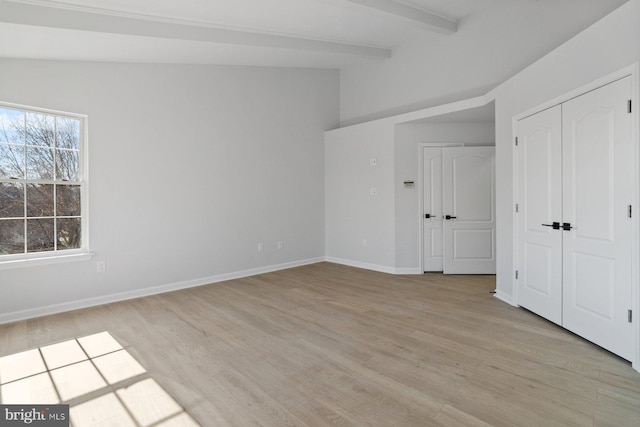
<box><xmin>0</xmin><ymin>0</ymin><xmax>628</xmax><ymax>69</ymax></box>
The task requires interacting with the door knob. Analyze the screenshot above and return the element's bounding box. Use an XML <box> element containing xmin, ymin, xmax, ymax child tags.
<box><xmin>542</xmin><ymin>222</ymin><xmax>561</xmax><ymax>230</ymax></box>
<box><xmin>445</xmin><ymin>215</ymin><xmax>457</xmax><ymax>220</ymax></box>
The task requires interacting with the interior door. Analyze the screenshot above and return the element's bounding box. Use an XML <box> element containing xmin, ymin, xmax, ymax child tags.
<box><xmin>422</xmin><ymin>147</ymin><xmax>443</xmax><ymax>271</ymax></box>
<box><xmin>442</xmin><ymin>147</ymin><xmax>496</xmax><ymax>274</ymax></box>
<box><xmin>561</xmin><ymin>77</ymin><xmax>633</xmax><ymax>360</ymax></box>
<box><xmin>516</xmin><ymin>106</ymin><xmax>563</xmax><ymax>325</ymax></box>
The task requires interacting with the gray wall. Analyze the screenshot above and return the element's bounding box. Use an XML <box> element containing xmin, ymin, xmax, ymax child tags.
<box><xmin>394</xmin><ymin>121</ymin><xmax>495</xmax><ymax>271</ymax></box>
<box><xmin>324</xmin><ymin>0</ymin><xmax>639</xmax><ymax>282</ymax></box>
<box><xmin>325</xmin><ymin>120</ymin><xmax>396</xmax><ymax>271</ymax></box>
<box><xmin>0</xmin><ymin>59</ymin><xmax>338</xmax><ymax>322</ymax></box>
<box><xmin>324</xmin><ymin>111</ymin><xmax>495</xmax><ymax>274</ymax></box>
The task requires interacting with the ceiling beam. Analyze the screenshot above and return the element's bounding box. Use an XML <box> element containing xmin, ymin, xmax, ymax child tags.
<box><xmin>346</xmin><ymin>0</ymin><xmax>457</xmax><ymax>34</ymax></box>
<box><xmin>0</xmin><ymin>1</ymin><xmax>392</xmax><ymax>59</ymax></box>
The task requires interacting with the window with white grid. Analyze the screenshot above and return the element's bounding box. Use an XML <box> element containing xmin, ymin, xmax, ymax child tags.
<box><xmin>0</xmin><ymin>103</ymin><xmax>87</xmax><ymax>262</ymax></box>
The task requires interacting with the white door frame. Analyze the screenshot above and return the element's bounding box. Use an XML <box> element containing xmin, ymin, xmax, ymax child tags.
<box><xmin>511</xmin><ymin>63</ymin><xmax>640</xmax><ymax>371</ymax></box>
<box><xmin>418</xmin><ymin>143</ymin><xmax>464</xmax><ymax>273</ymax></box>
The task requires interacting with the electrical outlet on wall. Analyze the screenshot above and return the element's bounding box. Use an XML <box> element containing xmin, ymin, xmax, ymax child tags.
<box><xmin>257</xmin><ymin>243</ymin><xmax>263</xmax><ymax>252</ymax></box>
<box><xmin>277</xmin><ymin>241</ymin><xmax>283</xmax><ymax>250</ymax></box>
<box><xmin>369</xmin><ymin>187</ymin><xmax>377</xmax><ymax>196</ymax></box>
<box><xmin>96</xmin><ymin>261</ymin><xmax>106</xmax><ymax>273</ymax></box>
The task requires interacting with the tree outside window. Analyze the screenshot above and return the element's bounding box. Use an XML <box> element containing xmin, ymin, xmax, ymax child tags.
<box><xmin>0</xmin><ymin>105</ymin><xmax>85</xmax><ymax>257</ymax></box>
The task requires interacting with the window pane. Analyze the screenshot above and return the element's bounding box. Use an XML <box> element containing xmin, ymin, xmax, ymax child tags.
<box><xmin>26</xmin><ymin>146</ymin><xmax>54</xmax><ymax>180</ymax></box>
<box><xmin>0</xmin><ymin>183</ymin><xmax>24</xmax><ymax>218</ymax></box>
<box><xmin>0</xmin><ymin>143</ymin><xmax>25</xmax><ymax>179</ymax></box>
<box><xmin>57</xmin><ymin>218</ymin><xmax>81</xmax><ymax>250</ymax></box>
<box><xmin>56</xmin><ymin>149</ymin><xmax>79</xmax><ymax>181</ymax></box>
<box><xmin>0</xmin><ymin>219</ymin><xmax>25</xmax><ymax>254</ymax></box>
<box><xmin>56</xmin><ymin>117</ymin><xmax>80</xmax><ymax>150</ymax></box>
<box><xmin>1</xmin><ymin>106</ymin><xmax>84</xmax><ymax>258</ymax></box>
<box><xmin>27</xmin><ymin>218</ymin><xmax>55</xmax><ymax>252</ymax></box>
<box><xmin>0</xmin><ymin>108</ymin><xmax>25</xmax><ymax>145</ymax></box>
<box><xmin>26</xmin><ymin>184</ymin><xmax>54</xmax><ymax>217</ymax></box>
<box><xmin>26</xmin><ymin>112</ymin><xmax>55</xmax><ymax>147</ymax></box>
<box><xmin>56</xmin><ymin>184</ymin><xmax>81</xmax><ymax>216</ymax></box>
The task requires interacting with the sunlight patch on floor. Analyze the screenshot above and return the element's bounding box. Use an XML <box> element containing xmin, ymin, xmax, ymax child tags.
<box><xmin>41</xmin><ymin>339</ymin><xmax>89</xmax><ymax>369</ymax></box>
<box><xmin>77</xmin><ymin>331</ymin><xmax>123</xmax><ymax>358</ymax></box>
<box><xmin>0</xmin><ymin>331</ymin><xmax>200</xmax><ymax>426</ymax></box>
<box><xmin>71</xmin><ymin>393</ymin><xmax>137</xmax><ymax>427</ymax></box>
<box><xmin>0</xmin><ymin>349</ymin><xmax>47</xmax><ymax>384</ymax></box>
<box><xmin>93</xmin><ymin>350</ymin><xmax>146</xmax><ymax>385</ymax></box>
<box><xmin>116</xmin><ymin>379</ymin><xmax>187</xmax><ymax>426</ymax></box>
<box><xmin>0</xmin><ymin>372</ymin><xmax>60</xmax><ymax>404</ymax></box>
<box><xmin>50</xmin><ymin>360</ymin><xmax>108</xmax><ymax>401</ymax></box>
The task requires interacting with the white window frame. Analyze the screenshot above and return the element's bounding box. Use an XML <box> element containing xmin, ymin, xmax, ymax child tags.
<box><xmin>0</xmin><ymin>101</ymin><xmax>92</xmax><ymax>269</ymax></box>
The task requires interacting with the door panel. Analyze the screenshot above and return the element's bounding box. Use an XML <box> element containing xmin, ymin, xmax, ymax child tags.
<box><xmin>561</xmin><ymin>76</ymin><xmax>633</xmax><ymax>360</ymax></box>
<box><xmin>516</xmin><ymin>105</ymin><xmax>563</xmax><ymax>325</ymax></box>
<box><xmin>453</xmin><ymin>229</ymin><xmax>493</xmax><ymax>258</ymax></box>
<box><xmin>449</xmin><ymin>153</ymin><xmax>493</xmax><ymax>220</ymax></box>
<box><xmin>573</xmin><ymin>253</ymin><xmax>615</xmax><ymax>318</ymax></box>
<box><xmin>423</xmin><ymin>148</ymin><xmax>443</xmax><ymax>271</ymax></box>
<box><xmin>442</xmin><ymin>147</ymin><xmax>496</xmax><ymax>274</ymax></box>
<box><xmin>524</xmin><ymin>242</ymin><xmax>555</xmax><ymax>295</ymax></box>
<box><xmin>429</xmin><ymin>227</ymin><xmax>443</xmax><ymax>258</ymax></box>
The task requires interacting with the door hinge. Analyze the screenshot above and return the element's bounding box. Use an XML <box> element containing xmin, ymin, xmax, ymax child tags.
<box><xmin>629</xmin><ymin>309</ymin><xmax>633</xmax><ymax>323</ymax></box>
<box><xmin>629</xmin><ymin>99</ymin><xmax>632</xmax><ymax>114</ymax></box>
<box><xmin>629</xmin><ymin>205</ymin><xmax>632</xmax><ymax>218</ymax></box>
<box><xmin>515</xmin><ymin>137</ymin><xmax>518</xmax><ymax>146</ymax></box>
<box><xmin>515</xmin><ymin>270</ymin><xmax>519</xmax><ymax>280</ymax></box>
<box><xmin>515</xmin><ymin>203</ymin><xmax>519</xmax><ymax>213</ymax></box>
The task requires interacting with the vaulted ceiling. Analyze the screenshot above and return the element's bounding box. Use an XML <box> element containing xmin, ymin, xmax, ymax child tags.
<box><xmin>0</xmin><ymin>0</ymin><xmax>629</xmax><ymax>68</ymax></box>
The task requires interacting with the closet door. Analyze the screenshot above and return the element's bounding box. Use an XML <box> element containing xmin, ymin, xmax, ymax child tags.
<box><xmin>516</xmin><ymin>106</ymin><xmax>563</xmax><ymax>325</ymax></box>
<box><xmin>442</xmin><ymin>147</ymin><xmax>496</xmax><ymax>274</ymax></box>
<box><xmin>561</xmin><ymin>77</ymin><xmax>633</xmax><ymax>360</ymax></box>
<box><xmin>422</xmin><ymin>147</ymin><xmax>444</xmax><ymax>271</ymax></box>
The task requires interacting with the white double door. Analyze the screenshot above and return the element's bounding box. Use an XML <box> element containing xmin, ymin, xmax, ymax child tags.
<box><xmin>423</xmin><ymin>146</ymin><xmax>496</xmax><ymax>274</ymax></box>
<box><xmin>516</xmin><ymin>76</ymin><xmax>633</xmax><ymax>360</ymax></box>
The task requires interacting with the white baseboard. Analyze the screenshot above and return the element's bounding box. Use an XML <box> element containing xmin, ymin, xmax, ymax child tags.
<box><xmin>324</xmin><ymin>257</ymin><xmax>396</xmax><ymax>274</ymax></box>
<box><xmin>394</xmin><ymin>267</ymin><xmax>423</xmax><ymax>275</ymax></box>
<box><xmin>493</xmin><ymin>290</ymin><xmax>517</xmax><ymax>307</ymax></box>
<box><xmin>0</xmin><ymin>257</ymin><xmax>325</xmax><ymax>325</ymax></box>
<box><xmin>324</xmin><ymin>257</ymin><xmax>422</xmax><ymax>275</ymax></box>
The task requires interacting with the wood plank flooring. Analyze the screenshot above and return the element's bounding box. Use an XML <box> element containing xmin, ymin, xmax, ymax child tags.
<box><xmin>1</xmin><ymin>262</ymin><xmax>639</xmax><ymax>426</ymax></box>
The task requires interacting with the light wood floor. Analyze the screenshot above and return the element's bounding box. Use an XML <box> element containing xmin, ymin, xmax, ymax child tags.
<box><xmin>1</xmin><ymin>262</ymin><xmax>640</xmax><ymax>426</ymax></box>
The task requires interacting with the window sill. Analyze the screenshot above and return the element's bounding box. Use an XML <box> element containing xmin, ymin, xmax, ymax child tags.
<box><xmin>0</xmin><ymin>252</ymin><xmax>94</xmax><ymax>270</ymax></box>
